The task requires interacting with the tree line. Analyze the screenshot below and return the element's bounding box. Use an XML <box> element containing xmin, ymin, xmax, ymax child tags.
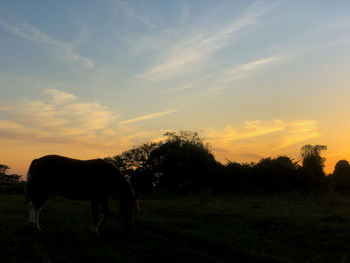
<box><xmin>2</xmin><ymin>130</ymin><xmax>350</xmax><ymax>194</ymax></box>
<box><xmin>0</xmin><ymin>164</ymin><xmax>21</xmax><ymax>183</ymax></box>
<box><xmin>105</xmin><ymin>131</ymin><xmax>350</xmax><ymax>194</ymax></box>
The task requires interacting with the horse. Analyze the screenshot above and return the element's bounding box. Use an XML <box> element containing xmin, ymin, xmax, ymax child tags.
<box><xmin>25</xmin><ymin>155</ymin><xmax>138</xmax><ymax>233</ymax></box>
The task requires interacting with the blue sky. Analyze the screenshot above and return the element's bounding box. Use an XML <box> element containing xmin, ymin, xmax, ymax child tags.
<box><xmin>1</xmin><ymin>0</ymin><xmax>350</xmax><ymax>174</ymax></box>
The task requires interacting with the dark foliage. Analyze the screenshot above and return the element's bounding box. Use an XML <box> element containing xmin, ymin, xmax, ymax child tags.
<box><xmin>106</xmin><ymin>142</ymin><xmax>160</xmax><ymax>194</ymax></box>
<box><xmin>108</xmin><ymin>131</ymin><xmax>218</xmax><ymax>193</ymax></box>
<box><xmin>147</xmin><ymin>131</ymin><xmax>218</xmax><ymax>192</ymax></box>
<box><xmin>106</xmin><ymin>142</ymin><xmax>160</xmax><ymax>173</ymax></box>
<box><xmin>108</xmin><ymin>132</ymin><xmax>334</xmax><ymax>194</ymax></box>
<box><xmin>0</xmin><ymin>164</ymin><xmax>9</xmax><ymax>174</ymax></box>
<box><xmin>252</xmin><ymin>156</ymin><xmax>301</xmax><ymax>193</ymax></box>
<box><xmin>216</xmin><ymin>156</ymin><xmax>307</xmax><ymax>194</ymax></box>
<box><xmin>299</xmin><ymin>145</ymin><xmax>328</xmax><ymax>192</ymax></box>
<box><xmin>0</xmin><ymin>164</ymin><xmax>21</xmax><ymax>183</ymax></box>
<box><xmin>331</xmin><ymin>160</ymin><xmax>350</xmax><ymax>193</ymax></box>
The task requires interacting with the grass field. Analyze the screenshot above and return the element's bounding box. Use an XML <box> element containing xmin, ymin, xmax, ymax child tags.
<box><xmin>1</xmin><ymin>189</ymin><xmax>350</xmax><ymax>263</ymax></box>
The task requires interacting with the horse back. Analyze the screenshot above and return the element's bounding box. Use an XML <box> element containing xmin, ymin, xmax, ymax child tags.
<box><xmin>27</xmin><ymin>155</ymin><xmax>118</xmax><ymax>200</ymax></box>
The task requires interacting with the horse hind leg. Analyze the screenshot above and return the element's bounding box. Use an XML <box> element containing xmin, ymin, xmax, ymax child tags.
<box><xmin>25</xmin><ymin>167</ymin><xmax>49</xmax><ymax>231</ymax></box>
<box><xmin>26</xmin><ymin>183</ymin><xmax>48</xmax><ymax>231</ymax></box>
<box><xmin>91</xmin><ymin>198</ymin><xmax>109</xmax><ymax>234</ymax></box>
<box><xmin>27</xmin><ymin>201</ymin><xmax>35</xmax><ymax>224</ymax></box>
<box><xmin>27</xmin><ymin>200</ymin><xmax>42</xmax><ymax>231</ymax></box>
<box><xmin>34</xmin><ymin>207</ymin><xmax>42</xmax><ymax>231</ymax></box>
<box><xmin>97</xmin><ymin>198</ymin><xmax>109</xmax><ymax>231</ymax></box>
<box><xmin>91</xmin><ymin>200</ymin><xmax>100</xmax><ymax>234</ymax></box>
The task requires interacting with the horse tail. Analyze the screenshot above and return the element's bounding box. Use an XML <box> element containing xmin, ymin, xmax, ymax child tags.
<box><xmin>25</xmin><ymin>159</ymin><xmax>37</xmax><ymax>204</ymax></box>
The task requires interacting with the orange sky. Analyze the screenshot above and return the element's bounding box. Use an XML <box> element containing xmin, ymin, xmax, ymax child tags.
<box><xmin>1</xmin><ymin>1</ymin><xmax>350</xmax><ymax>178</ymax></box>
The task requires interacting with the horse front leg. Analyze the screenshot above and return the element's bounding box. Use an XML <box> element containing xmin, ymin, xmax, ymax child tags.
<box><xmin>27</xmin><ymin>200</ymin><xmax>43</xmax><ymax>231</ymax></box>
<box><xmin>27</xmin><ymin>201</ymin><xmax>35</xmax><ymax>226</ymax></box>
<box><xmin>96</xmin><ymin>198</ymin><xmax>109</xmax><ymax>231</ymax></box>
<box><xmin>91</xmin><ymin>200</ymin><xmax>99</xmax><ymax>234</ymax></box>
<box><xmin>34</xmin><ymin>208</ymin><xmax>42</xmax><ymax>231</ymax></box>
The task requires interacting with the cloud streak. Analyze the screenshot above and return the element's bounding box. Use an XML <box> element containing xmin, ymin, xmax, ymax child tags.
<box><xmin>138</xmin><ymin>2</ymin><xmax>269</xmax><ymax>81</ymax></box>
<box><xmin>119</xmin><ymin>108</ymin><xmax>184</xmax><ymax>125</ymax></box>
<box><xmin>222</xmin><ymin>56</ymin><xmax>284</xmax><ymax>82</ymax></box>
<box><xmin>0</xmin><ymin>89</ymin><xmax>120</xmax><ymax>146</ymax></box>
<box><xmin>44</xmin><ymin>89</ymin><xmax>77</xmax><ymax>105</ymax></box>
<box><xmin>0</xmin><ymin>20</ymin><xmax>94</xmax><ymax>68</ymax></box>
<box><xmin>164</xmin><ymin>54</ymin><xmax>286</xmax><ymax>95</ymax></box>
<box><xmin>115</xmin><ymin>0</ymin><xmax>155</xmax><ymax>28</ymax></box>
<box><xmin>206</xmin><ymin>119</ymin><xmax>320</xmax><ymax>163</ymax></box>
<box><xmin>0</xmin><ymin>89</ymin><xmax>183</xmax><ymax>153</ymax></box>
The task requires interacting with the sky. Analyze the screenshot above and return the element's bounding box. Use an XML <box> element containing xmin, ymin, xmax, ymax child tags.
<box><xmin>1</xmin><ymin>0</ymin><xmax>350</xmax><ymax>176</ymax></box>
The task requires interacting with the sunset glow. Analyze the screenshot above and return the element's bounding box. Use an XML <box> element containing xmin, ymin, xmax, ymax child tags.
<box><xmin>1</xmin><ymin>1</ymin><xmax>350</xmax><ymax>176</ymax></box>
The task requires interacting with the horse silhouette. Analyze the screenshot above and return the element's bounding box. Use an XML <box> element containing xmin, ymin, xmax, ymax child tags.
<box><xmin>25</xmin><ymin>155</ymin><xmax>138</xmax><ymax>233</ymax></box>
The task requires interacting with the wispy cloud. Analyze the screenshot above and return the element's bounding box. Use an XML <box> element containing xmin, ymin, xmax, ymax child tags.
<box><xmin>206</xmin><ymin>119</ymin><xmax>320</xmax><ymax>163</ymax></box>
<box><xmin>164</xmin><ymin>54</ymin><xmax>288</xmax><ymax>95</ymax></box>
<box><xmin>119</xmin><ymin>108</ymin><xmax>184</xmax><ymax>125</ymax></box>
<box><xmin>0</xmin><ymin>89</ymin><xmax>181</xmax><ymax>152</ymax></box>
<box><xmin>44</xmin><ymin>89</ymin><xmax>77</xmax><ymax>105</ymax></box>
<box><xmin>138</xmin><ymin>2</ymin><xmax>270</xmax><ymax>81</ymax></box>
<box><xmin>0</xmin><ymin>20</ymin><xmax>94</xmax><ymax>68</ymax></box>
<box><xmin>275</xmin><ymin>120</ymin><xmax>320</xmax><ymax>150</ymax></box>
<box><xmin>207</xmin><ymin>119</ymin><xmax>319</xmax><ymax>146</ymax></box>
<box><xmin>0</xmin><ymin>89</ymin><xmax>120</xmax><ymax>145</ymax></box>
<box><xmin>114</xmin><ymin>0</ymin><xmax>155</xmax><ymax>28</ymax></box>
<box><xmin>163</xmin><ymin>79</ymin><xmax>205</xmax><ymax>94</ymax></box>
<box><xmin>222</xmin><ymin>56</ymin><xmax>284</xmax><ymax>82</ymax></box>
<box><xmin>207</xmin><ymin>119</ymin><xmax>287</xmax><ymax>142</ymax></box>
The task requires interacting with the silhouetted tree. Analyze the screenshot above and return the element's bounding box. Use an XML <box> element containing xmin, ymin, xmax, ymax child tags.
<box><xmin>252</xmin><ymin>156</ymin><xmax>300</xmax><ymax>193</ymax></box>
<box><xmin>0</xmin><ymin>164</ymin><xmax>21</xmax><ymax>183</ymax></box>
<box><xmin>332</xmin><ymin>160</ymin><xmax>350</xmax><ymax>193</ymax></box>
<box><xmin>216</xmin><ymin>161</ymin><xmax>254</xmax><ymax>192</ymax></box>
<box><xmin>0</xmin><ymin>164</ymin><xmax>9</xmax><ymax>174</ymax></box>
<box><xmin>215</xmin><ymin>156</ymin><xmax>304</xmax><ymax>193</ymax></box>
<box><xmin>107</xmin><ymin>142</ymin><xmax>160</xmax><ymax>173</ymax></box>
<box><xmin>300</xmin><ymin>144</ymin><xmax>328</xmax><ymax>191</ymax></box>
<box><xmin>107</xmin><ymin>131</ymin><xmax>334</xmax><ymax>194</ymax></box>
<box><xmin>106</xmin><ymin>142</ymin><xmax>160</xmax><ymax>194</ymax></box>
<box><xmin>148</xmin><ymin>131</ymin><xmax>218</xmax><ymax>192</ymax></box>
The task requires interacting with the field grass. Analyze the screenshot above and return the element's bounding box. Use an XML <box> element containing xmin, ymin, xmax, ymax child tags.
<box><xmin>1</xmin><ymin>188</ymin><xmax>350</xmax><ymax>263</ymax></box>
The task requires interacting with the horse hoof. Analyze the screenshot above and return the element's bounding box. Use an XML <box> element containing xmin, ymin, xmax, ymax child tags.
<box><xmin>26</xmin><ymin>223</ymin><xmax>42</xmax><ymax>232</ymax></box>
<box><xmin>91</xmin><ymin>226</ymin><xmax>100</xmax><ymax>235</ymax></box>
<box><xmin>26</xmin><ymin>222</ymin><xmax>35</xmax><ymax>228</ymax></box>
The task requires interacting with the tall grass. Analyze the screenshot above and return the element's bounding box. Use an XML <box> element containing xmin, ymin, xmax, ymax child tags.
<box><xmin>1</xmin><ymin>187</ymin><xmax>350</xmax><ymax>262</ymax></box>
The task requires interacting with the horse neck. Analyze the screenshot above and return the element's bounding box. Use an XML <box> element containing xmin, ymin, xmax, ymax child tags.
<box><xmin>119</xmin><ymin>176</ymin><xmax>136</xmax><ymax>203</ymax></box>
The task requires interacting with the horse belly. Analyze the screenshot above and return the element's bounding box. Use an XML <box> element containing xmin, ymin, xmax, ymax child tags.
<box><xmin>53</xmin><ymin>172</ymin><xmax>92</xmax><ymax>200</ymax></box>
<box><xmin>55</xmin><ymin>188</ymin><xmax>92</xmax><ymax>200</ymax></box>
<box><xmin>55</xmin><ymin>177</ymin><xmax>108</xmax><ymax>200</ymax></box>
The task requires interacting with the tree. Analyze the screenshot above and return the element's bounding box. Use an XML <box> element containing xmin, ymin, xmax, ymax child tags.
<box><xmin>300</xmin><ymin>144</ymin><xmax>328</xmax><ymax>191</ymax></box>
<box><xmin>106</xmin><ymin>142</ymin><xmax>160</xmax><ymax>194</ymax></box>
<box><xmin>301</xmin><ymin>145</ymin><xmax>327</xmax><ymax>176</ymax></box>
<box><xmin>107</xmin><ymin>131</ymin><xmax>218</xmax><ymax>193</ymax></box>
<box><xmin>162</xmin><ymin>131</ymin><xmax>209</xmax><ymax>149</ymax></box>
<box><xmin>0</xmin><ymin>164</ymin><xmax>21</xmax><ymax>183</ymax></box>
<box><xmin>147</xmin><ymin>131</ymin><xmax>218</xmax><ymax>192</ymax></box>
<box><xmin>107</xmin><ymin>142</ymin><xmax>160</xmax><ymax>173</ymax></box>
<box><xmin>251</xmin><ymin>156</ymin><xmax>300</xmax><ymax>193</ymax></box>
<box><xmin>332</xmin><ymin>160</ymin><xmax>350</xmax><ymax>193</ymax></box>
<box><xmin>0</xmin><ymin>164</ymin><xmax>9</xmax><ymax>175</ymax></box>
<box><xmin>217</xmin><ymin>161</ymin><xmax>254</xmax><ymax>192</ymax></box>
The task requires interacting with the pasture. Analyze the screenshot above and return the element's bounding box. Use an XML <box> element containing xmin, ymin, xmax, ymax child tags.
<box><xmin>1</xmin><ymin>186</ymin><xmax>350</xmax><ymax>262</ymax></box>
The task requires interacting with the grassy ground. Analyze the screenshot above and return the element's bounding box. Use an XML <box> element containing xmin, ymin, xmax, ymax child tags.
<box><xmin>1</xmin><ymin>189</ymin><xmax>350</xmax><ymax>263</ymax></box>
